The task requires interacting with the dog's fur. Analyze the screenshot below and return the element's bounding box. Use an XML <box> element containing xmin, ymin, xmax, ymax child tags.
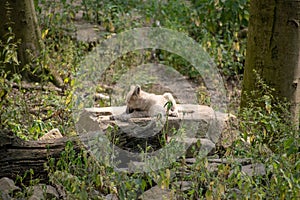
<box><xmin>124</xmin><ymin>85</ymin><xmax>178</xmax><ymax>118</ymax></box>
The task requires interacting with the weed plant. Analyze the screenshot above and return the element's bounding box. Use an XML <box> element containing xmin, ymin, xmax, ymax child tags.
<box><xmin>44</xmin><ymin>82</ymin><xmax>299</xmax><ymax>199</ymax></box>
<box><xmin>1</xmin><ymin>0</ymin><xmax>299</xmax><ymax>199</ymax></box>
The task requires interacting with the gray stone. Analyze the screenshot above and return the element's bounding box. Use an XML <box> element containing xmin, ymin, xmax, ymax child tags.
<box><xmin>230</xmin><ymin>163</ymin><xmax>266</xmax><ymax>177</ymax></box>
<box><xmin>241</xmin><ymin>163</ymin><xmax>266</xmax><ymax>177</ymax></box>
<box><xmin>228</xmin><ymin>188</ymin><xmax>243</xmax><ymax>198</ymax></box>
<box><xmin>207</xmin><ymin>112</ymin><xmax>238</xmax><ymax>148</ymax></box>
<box><xmin>128</xmin><ymin>161</ymin><xmax>146</xmax><ymax>172</ymax></box>
<box><xmin>207</xmin><ymin>162</ymin><xmax>221</xmax><ymax>173</ymax></box>
<box><xmin>39</xmin><ymin>128</ymin><xmax>62</xmax><ymax>140</ymax></box>
<box><xmin>184</xmin><ymin>158</ymin><xmax>196</xmax><ymax>164</ymax></box>
<box><xmin>86</xmin><ymin>105</ymin><xmax>237</xmax><ymax>146</ymax></box>
<box><xmin>1</xmin><ymin>193</ymin><xmax>11</xmax><ymax>200</ymax></box>
<box><xmin>139</xmin><ymin>185</ymin><xmax>173</xmax><ymax>200</ymax></box>
<box><xmin>184</xmin><ymin>138</ymin><xmax>215</xmax><ymax>158</ymax></box>
<box><xmin>0</xmin><ymin>177</ymin><xmax>20</xmax><ymax>198</ymax></box>
<box><xmin>173</xmin><ymin>181</ymin><xmax>193</xmax><ymax>191</ymax></box>
<box><xmin>208</xmin><ymin>158</ymin><xmax>252</xmax><ymax>165</ymax></box>
<box><xmin>53</xmin><ymin>184</ymin><xmax>66</xmax><ymax>200</ymax></box>
<box><xmin>105</xmin><ymin>193</ymin><xmax>118</xmax><ymax>200</ymax></box>
<box><xmin>74</xmin><ymin>21</ymin><xmax>105</xmax><ymax>42</ymax></box>
<box><xmin>28</xmin><ymin>184</ymin><xmax>59</xmax><ymax>200</ymax></box>
<box><xmin>86</xmin><ymin>104</ymin><xmax>215</xmax><ymax>137</ymax></box>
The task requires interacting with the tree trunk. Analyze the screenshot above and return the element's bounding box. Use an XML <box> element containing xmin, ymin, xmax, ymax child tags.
<box><xmin>0</xmin><ymin>0</ymin><xmax>63</xmax><ymax>87</ymax></box>
<box><xmin>241</xmin><ymin>0</ymin><xmax>300</xmax><ymax>125</ymax></box>
<box><xmin>0</xmin><ymin>0</ymin><xmax>41</xmax><ymax>67</ymax></box>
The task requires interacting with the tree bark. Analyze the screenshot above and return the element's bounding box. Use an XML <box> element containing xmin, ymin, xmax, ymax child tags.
<box><xmin>0</xmin><ymin>0</ymin><xmax>64</xmax><ymax>87</ymax></box>
<box><xmin>0</xmin><ymin>0</ymin><xmax>41</xmax><ymax>67</ymax></box>
<box><xmin>241</xmin><ymin>0</ymin><xmax>300</xmax><ymax>125</ymax></box>
<box><xmin>0</xmin><ymin>130</ymin><xmax>84</xmax><ymax>182</ymax></box>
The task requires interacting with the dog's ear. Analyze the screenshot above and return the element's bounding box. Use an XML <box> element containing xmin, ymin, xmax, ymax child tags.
<box><xmin>133</xmin><ymin>85</ymin><xmax>141</xmax><ymax>96</ymax></box>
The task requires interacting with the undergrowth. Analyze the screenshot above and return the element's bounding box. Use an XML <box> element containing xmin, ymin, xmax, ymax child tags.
<box><xmin>0</xmin><ymin>0</ymin><xmax>299</xmax><ymax>199</ymax></box>
<box><xmin>43</xmin><ymin>77</ymin><xmax>299</xmax><ymax>199</ymax></box>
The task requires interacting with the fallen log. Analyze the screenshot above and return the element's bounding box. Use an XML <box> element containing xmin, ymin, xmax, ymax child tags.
<box><xmin>0</xmin><ymin>129</ymin><xmax>85</xmax><ymax>181</ymax></box>
<box><xmin>0</xmin><ymin>104</ymin><xmax>237</xmax><ymax>181</ymax></box>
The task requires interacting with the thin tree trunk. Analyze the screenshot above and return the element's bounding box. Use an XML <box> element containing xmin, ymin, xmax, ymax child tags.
<box><xmin>0</xmin><ymin>0</ymin><xmax>41</xmax><ymax>67</ymax></box>
<box><xmin>0</xmin><ymin>0</ymin><xmax>64</xmax><ymax>87</ymax></box>
<box><xmin>241</xmin><ymin>0</ymin><xmax>300</xmax><ymax>125</ymax></box>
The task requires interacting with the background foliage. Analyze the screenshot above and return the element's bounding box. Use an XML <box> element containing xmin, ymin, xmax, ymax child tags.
<box><xmin>0</xmin><ymin>0</ymin><xmax>299</xmax><ymax>199</ymax></box>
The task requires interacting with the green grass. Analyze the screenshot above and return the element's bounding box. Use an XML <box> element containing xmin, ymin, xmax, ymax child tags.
<box><xmin>1</xmin><ymin>0</ymin><xmax>299</xmax><ymax>199</ymax></box>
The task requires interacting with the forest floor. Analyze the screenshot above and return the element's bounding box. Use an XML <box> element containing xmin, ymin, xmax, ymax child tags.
<box><xmin>2</xmin><ymin>1</ymin><xmax>298</xmax><ymax>199</ymax></box>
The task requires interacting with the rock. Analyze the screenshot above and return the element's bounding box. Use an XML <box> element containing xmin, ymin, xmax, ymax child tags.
<box><xmin>230</xmin><ymin>163</ymin><xmax>266</xmax><ymax>177</ymax></box>
<box><xmin>85</xmin><ymin>104</ymin><xmax>215</xmax><ymax>138</ymax></box>
<box><xmin>39</xmin><ymin>128</ymin><xmax>62</xmax><ymax>140</ymax></box>
<box><xmin>181</xmin><ymin>158</ymin><xmax>220</xmax><ymax>173</ymax></box>
<box><xmin>207</xmin><ymin>158</ymin><xmax>252</xmax><ymax>165</ymax></box>
<box><xmin>75</xmin><ymin>110</ymin><xmax>102</xmax><ymax>134</ymax></box>
<box><xmin>28</xmin><ymin>184</ymin><xmax>59</xmax><ymax>200</ymax></box>
<box><xmin>74</xmin><ymin>21</ymin><xmax>105</xmax><ymax>42</ymax></box>
<box><xmin>139</xmin><ymin>185</ymin><xmax>173</xmax><ymax>200</ymax></box>
<box><xmin>241</xmin><ymin>163</ymin><xmax>266</xmax><ymax>177</ymax></box>
<box><xmin>173</xmin><ymin>181</ymin><xmax>193</xmax><ymax>191</ymax></box>
<box><xmin>94</xmin><ymin>93</ymin><xmax>110</xmax><ymax>100</ymax></box>
<box><xmin>128</xmin><ymin>161</ymin><xmax>146</xmax><ymax>172</ymax></box>
<box><xmin>184</xmin><ymin>138</ymin><xmax>215</xmax><ymax>158</ymax></box>
<box><xmin>85</xmin><ymin>104</ymin><xmax>237</xmax><ymax>147</ymax></box>
<box><xmin>0</xmin><ymin>177</ymin><xmax>20</xmax><ymax>199</ymax></box>
<box><xmin>74</xmin><ymin>10</ymin><xmax>84</xmax><ymax>21</ymax></box>
<box><xmin>227</xmin><ymin>188</ymin><xmax>243</xmax><ymax>199</ymax></box>
<box><xmin>53</xmin><ymin>184</ymin><xmax>66</xmax><ymax>200</ymax></box>
<box><xmin>1</xmin><ymin>193</ymin><xmax>11</xmax><ymax>200</ymax></box>
<box><xmin>185</xmin><ymin>158</ymin><xmax>196</xmax><ymax>164</ymax></box>
<box><xmin>207</xmin><ymin>162</ymin><xmax>221</xmax><ymax>173</ymax></box>
<box><xmin>208</xmin><ymin>112</ymin><xmax>238</xmax><ymax>148</ymax></box>
<box><xmin>105</xmin><ymin>193</ymin><xmax>118</xmax><ymax>200</ymax></box>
